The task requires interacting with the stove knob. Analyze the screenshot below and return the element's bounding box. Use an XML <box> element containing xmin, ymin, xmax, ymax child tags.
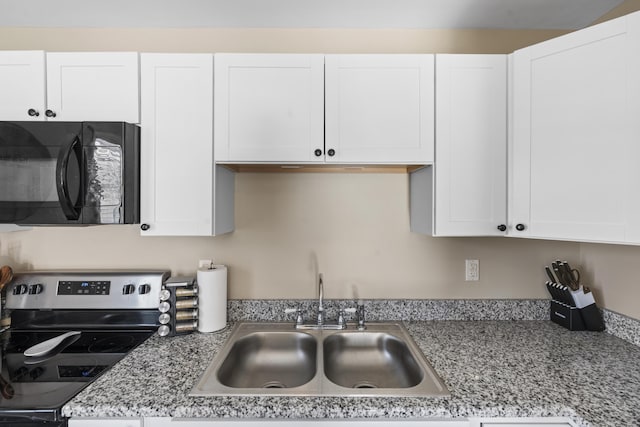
<box><xmin>13</xmin><ymin>284</ymin><xmax>28</xmax><ymax>295</ymax></box>
<box><xmin>28</xmin><ymin>284</ymin><xmax>44</xmax><ymax>295</ymax></box>
<box><xmin>138</xmin><ymin>284</ymin><xmax>151</xmax><ymax>294</ymax></box>
<box><xmin>158</xmin><ymin>324</ymin><xmax>171</xmax><ymax>337</ymax></box>
<box><xmin>122</xmin><ymin>284</ymin><xmax>136</xmax><ymax>295</ymax></box>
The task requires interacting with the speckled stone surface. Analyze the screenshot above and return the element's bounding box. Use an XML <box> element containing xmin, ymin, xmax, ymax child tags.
<box><xmin>227</xmin><ymin>299</ymin><xmax>550</xmax><ymax>322</ymax></box>
<box><xmin>602</xmin><ymin>309</ymin><xmax>640</xmax><ymax>345</ymax></box>
<box><xmin>62</xmin><ymin>320</ymin><xmax>640</xmax><ymax>426</ymax></box>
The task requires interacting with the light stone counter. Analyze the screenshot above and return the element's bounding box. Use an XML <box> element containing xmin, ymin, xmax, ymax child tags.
<box><xmin>62</xmin><ymin>317</ymin><xmax>640</xmax><ymax>426</ymax></box>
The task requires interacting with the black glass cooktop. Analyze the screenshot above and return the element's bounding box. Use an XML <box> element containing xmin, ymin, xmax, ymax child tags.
<box><xmin>0</xmin><ymin>329</ymin><xmax>153</xmax><ymax>418</ymax></box>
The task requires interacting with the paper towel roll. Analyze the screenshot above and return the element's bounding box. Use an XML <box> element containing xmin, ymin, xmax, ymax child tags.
<box><xmin>196</xmin><ymin>265</ymin><xmax>228</xmax><ymax>333</ymax></box>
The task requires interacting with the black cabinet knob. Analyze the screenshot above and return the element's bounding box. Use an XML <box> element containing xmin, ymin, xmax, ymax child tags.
<box><xmin>140</xmin><ymin>223</ymin><xmax>150</xmax><ymax>231</ymax></box>
<box><xmin>497</xmin><ymin>224</ymin><xmax>507</xmax><ymax>232</ymax></box>
<box><xmin>515</xmin><ymin>223</ymin><xmax>526</xmax><ymax>231</ymax></box>
<box><xmin>27</xmin><ymin>108</ymin><xmax>40</xmax><ymax>117</ymax></box>
<box><xmin>314</xmin><ymin>149</ymin><xmax>323</xmax><ymax>157</ymax></box>
<box><xmin>45</xmin><ymin>109</ymin><xmax>56</xmax><ymax>118</ymax></box>
<box><xmin>327</xmin><ymin>149</ymin><xmax>335</xmax><ymax>157</ymax></box>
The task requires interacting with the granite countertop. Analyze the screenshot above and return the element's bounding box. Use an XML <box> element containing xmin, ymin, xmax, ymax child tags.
<box><xmin>62</xmin><ymin>320</ymin><xmax>640</xmax><ymax>426</ymax></box>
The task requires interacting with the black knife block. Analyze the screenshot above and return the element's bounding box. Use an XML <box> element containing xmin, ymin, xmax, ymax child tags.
<box><xmin>550</xmin><ymin>300</ymin><xmax>605</xmax><ymax>331</ymax></box>
<box><xmin>550</xmin><ymin>300</ymin><xmax>585</xmax><ymax>330</ymax></box>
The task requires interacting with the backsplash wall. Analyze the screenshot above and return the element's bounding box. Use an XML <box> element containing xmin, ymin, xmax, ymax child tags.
<box><xmin>1</xmin><ymin>173</ymin><xmax>578</xmax><ymax>300</ymax></box>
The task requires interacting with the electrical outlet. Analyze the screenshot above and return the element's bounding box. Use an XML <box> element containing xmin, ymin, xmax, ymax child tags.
<box><xmin>465</xmin><ymin>259</ymin><xmax>479</xmax><ymax>281</ymax></box>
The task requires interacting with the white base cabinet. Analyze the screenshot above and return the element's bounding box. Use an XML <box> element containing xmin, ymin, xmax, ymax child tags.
<box><xmin>145</xmin><ymin>419</ymin><xmax>470</xmax><ymax>427</ymax></box>
<box><xmin>469</xmin><ymin>418</ymin><xmax>574</xmax><ymax>427</ymax></box>
<box><xmin>509</xmin><ymin>11</ymin><xmax>640</xmax><ymax>244</ymax></box>
<box><xmin>70</xmin><ymin>417</ymin><xmax>576</xmax><ymax>427</ymax></box>
<box><xmin>410</xmin><ymin>54</ymin><xmax>507</xmax><ymax>236</ymax></box>
<box><xmin>68</xmin><ymin>419</ymin><xmax>142</xmax><ymax>427</ymax></box>
<box><xmin>140</xmin><ymin>53</ymin><xmax>234</xmax><ymax>236</ymax></box>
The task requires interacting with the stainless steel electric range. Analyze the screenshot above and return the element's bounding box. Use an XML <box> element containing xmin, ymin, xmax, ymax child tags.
<box><xmin>0</xmin><ymin>270</ymin><xmax>170</xmax><ymax>426</ymax></box>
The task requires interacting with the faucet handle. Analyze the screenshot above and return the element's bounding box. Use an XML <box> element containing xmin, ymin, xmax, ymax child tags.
<box><xmin>336</xmin><ymin>307</ymin><xmax>357</xmax><ymax>329</ymax></box>
<box><xmin>356</xmin><ymin>302</ymin><xmax>366</xmax><ymax>331</ymax></box>
<box><xmin>285</xmin><ymin>307</ymin><xmax>303</xmax><ymax>326</ymax></box>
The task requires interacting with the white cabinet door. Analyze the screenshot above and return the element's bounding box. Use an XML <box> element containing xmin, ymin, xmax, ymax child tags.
<box><xmin>146</xmin><ymin>418</ymin><xmax>469</xmax><ymax>426</ymax></box>
<box><xmin>480</xmin><ymin>424</ymin><xmax>571</xmax><ymax>427</ymax></box>
<box><xmin>214</xmin><ymin>54</ymin><xmax>324</xmax><ymax>163</ymax></box>
<box><xmin>69</xmin><ymin>419</ymin><xmax>142</xmax><ymax>427</ymax></box>
<box><xmin>45</xmin><ymin>52</ymin><xmax>140</xmax><ymax>122</ymax></box>
<box><xmin>433</xmin><ymin>54</ymin><xmax>507</xmax><ymax>236</ymax></box>
<box><xmin>0</xmin><ymin>51</ymin><xmax>46</xmax><ymax>120</ymax></box>
<box><xmin>325</xmin><ymin>54</ymin><xmax>434</xmax><ymax>164</ymax></box>
<box><xmin>510</xmin><ymin>12</ymin><xmax>640</xmax><ymax>244</ymax></box>
<box><xmin>140</xmin><ymin>53</ymin><xmax>234</xmax><ymax>236</ymax></box>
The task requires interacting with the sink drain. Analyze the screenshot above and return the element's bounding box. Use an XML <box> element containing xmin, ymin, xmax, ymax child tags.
<box><xmin>262</xmin><ymin>381</ymin><xmax>287</xmax><ymax>389</ymax></box>
<box><xmin>353</xmin><ymin>381</ymin><xmax>378</xmax><ymax>389</ymax></box>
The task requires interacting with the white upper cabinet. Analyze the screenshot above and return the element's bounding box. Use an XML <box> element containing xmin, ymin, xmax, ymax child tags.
<box><xmin>410</xmin><ymin>54</ymin><xmax>506</xmax><ymax>236</ymax></box>
<box><xmin>433</xmin><ymin>54</ymin><xmax>507</xmax><ymax>236</ymax></box>
<box><xmin>0</xmin><ymin>51</ymin><xmax>46</xmax><ymax>121</ymax></box>
<box><xmin>0</xmin><ymin>51</ymin><xmax>139</xmax><ymax>123</ymax></box>
<box><xmin>140</xmin><ymin>53</ymin><xmax>234</xmax><ymax>236</ymax></box>
<box><xmin>214</xmin><ymin>54</ymin><xmax>324</xmax><ymax>163</ymax></box>
<box><xmin>510</xmin><ymin>11</ymin><xmax>640</xmax><ymax>244</ymax></box>
<box><xmin>45</xmin><ymin>52</ymin><xmax>140</xmax><ymax>122</ymax></box>
<box><xmin>325</xmin><ymin>54</ymin><xmax>435</xmax><ymax>164</ymax></box>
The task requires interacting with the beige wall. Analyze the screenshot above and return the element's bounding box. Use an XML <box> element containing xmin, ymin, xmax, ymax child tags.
<box><xmin>0</xmin><ymin>21</ymin><xmax>634</xmax><ymax>319</ymax></box>
<box><xmin>0</xmin><ymin>173</ymin><xmax>578</xmax><ymax>300</ymax></box>
<box><xmin>0</xmin><ymin>27</ymin><xmax>569</xmax><ymax>54</ymax></box>
<box><xmin>579</xmin><ymin>243</ymin><xmax>640</xmax><ymax>320</ymax></box>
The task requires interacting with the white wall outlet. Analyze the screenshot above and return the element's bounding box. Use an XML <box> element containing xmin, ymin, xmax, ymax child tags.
<box><xmin>198</xmin><ymin>259</ymin><xmax>213</xmax><ymax>269</ymax></box>
<box><xmin>465</xmin><ymin>259</ymin><xmax>479</xmax><ymax>281</ymax></box>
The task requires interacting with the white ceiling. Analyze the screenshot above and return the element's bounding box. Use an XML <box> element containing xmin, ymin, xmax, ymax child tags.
<box><xmin>0</xmin><ymin>0</ymin><xmax>625</xmax><ymax>30</ymax></box>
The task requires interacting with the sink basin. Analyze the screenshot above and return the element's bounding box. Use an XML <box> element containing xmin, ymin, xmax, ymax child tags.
<box><xmin>217</xmin><ymin>331</ymin><xmax>317</xmax><ymax>389</ymax></box>
<box><xmin>190</xmin><ymin>322</ymin><xmax>449</xmax><ymax>397</ymax></box>
<box><xmin>323</xmin><ymin>332</ymin><xmax>423</xmax><ymax>389</ymax></box>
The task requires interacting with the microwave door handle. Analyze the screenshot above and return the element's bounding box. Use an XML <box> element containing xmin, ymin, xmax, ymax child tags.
<box><xmin>55</xmin><ymin>136</ymin><xmax>81</xmax><ymax>220</ymax></box>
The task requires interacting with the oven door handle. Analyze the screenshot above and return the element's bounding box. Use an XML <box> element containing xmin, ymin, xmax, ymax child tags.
<box><xmin>24</xmin><ymin>331</ymin><xmax>82</xmax><ymax>358</ymax></box>
<box><xmin>56</xmin><ymin>136</ymin><xmax>82</xmax><ymax>221</ymax></box>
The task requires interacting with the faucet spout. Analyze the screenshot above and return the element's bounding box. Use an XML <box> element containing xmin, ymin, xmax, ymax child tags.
<box><xmin>317</xmin><ymin>273</ymin><xmax>324</xmax><ymax>325</ymax></box>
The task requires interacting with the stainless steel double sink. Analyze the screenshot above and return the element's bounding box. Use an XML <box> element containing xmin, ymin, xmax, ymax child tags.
<box><xmin>190</xmin><ymin>322</ymin><xmax>449</xmax><ymax>397</ymax></box>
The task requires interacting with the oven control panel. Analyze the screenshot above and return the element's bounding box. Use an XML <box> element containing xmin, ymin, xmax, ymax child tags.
<box><xmin>57</xmin><ymin>280</ymin><xmax>111</xmax><ymax>296</ymax></box>
<box><xmin>6</xmin><ymin>271</ymin><xmax>170</xmax><ymax>310</ymax></box>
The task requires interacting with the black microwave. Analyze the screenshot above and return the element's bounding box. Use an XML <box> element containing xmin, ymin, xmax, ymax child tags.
<box><xmin>0</xmin><ymin>121</ymin><xmax>140</xmax><ymax>225</ymax></box>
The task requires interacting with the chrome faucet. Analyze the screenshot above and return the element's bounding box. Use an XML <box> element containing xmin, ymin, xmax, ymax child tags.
<box><xmin>284</xmin><ymin>274</ymin><xmax>367</xmax><ymax>330</ymax></box>
<box><xmin>317</xmin><ymin>273</ymin><xmax>325</xmax><ymax>326</ymax></box>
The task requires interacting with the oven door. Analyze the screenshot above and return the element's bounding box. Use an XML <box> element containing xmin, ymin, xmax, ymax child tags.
<box><xmin>0</xmin><ymin>122</ymin><xmax>83</xmax><ymax>225</ymax></box>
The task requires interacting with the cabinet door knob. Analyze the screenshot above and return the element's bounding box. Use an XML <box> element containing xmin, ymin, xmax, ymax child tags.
<box><xmin>314</xmin><ymin>149</ymin><xmax>323</xmax><ymax>157</ymax></box>
<box><xmin>497</xmin><ymin>224</ymin><xmax>507</xmax><ymax>232</ymax></box>
<box><xmin>327</xmin><ymin>149</ymin><xmax>335</xmax><ymax>157</ymax></box>
<box><xmin>27</xmin><ymin>108</ymin><xmax>40</xmax><ymax>117</ymax></box>
<box><xmin>45</xmin><ymin>109</ymin><xmax>57</xmax><ymax>118</ymax></box>
<box><xmin>140</xmin><ymin>223</ymin><xmax>150</xmax><ymax>231</ymax></box>
<box><xmin>515</xmin><ymin>223</ymin><xmax>526</xmax><ymax>231</ymax></box>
